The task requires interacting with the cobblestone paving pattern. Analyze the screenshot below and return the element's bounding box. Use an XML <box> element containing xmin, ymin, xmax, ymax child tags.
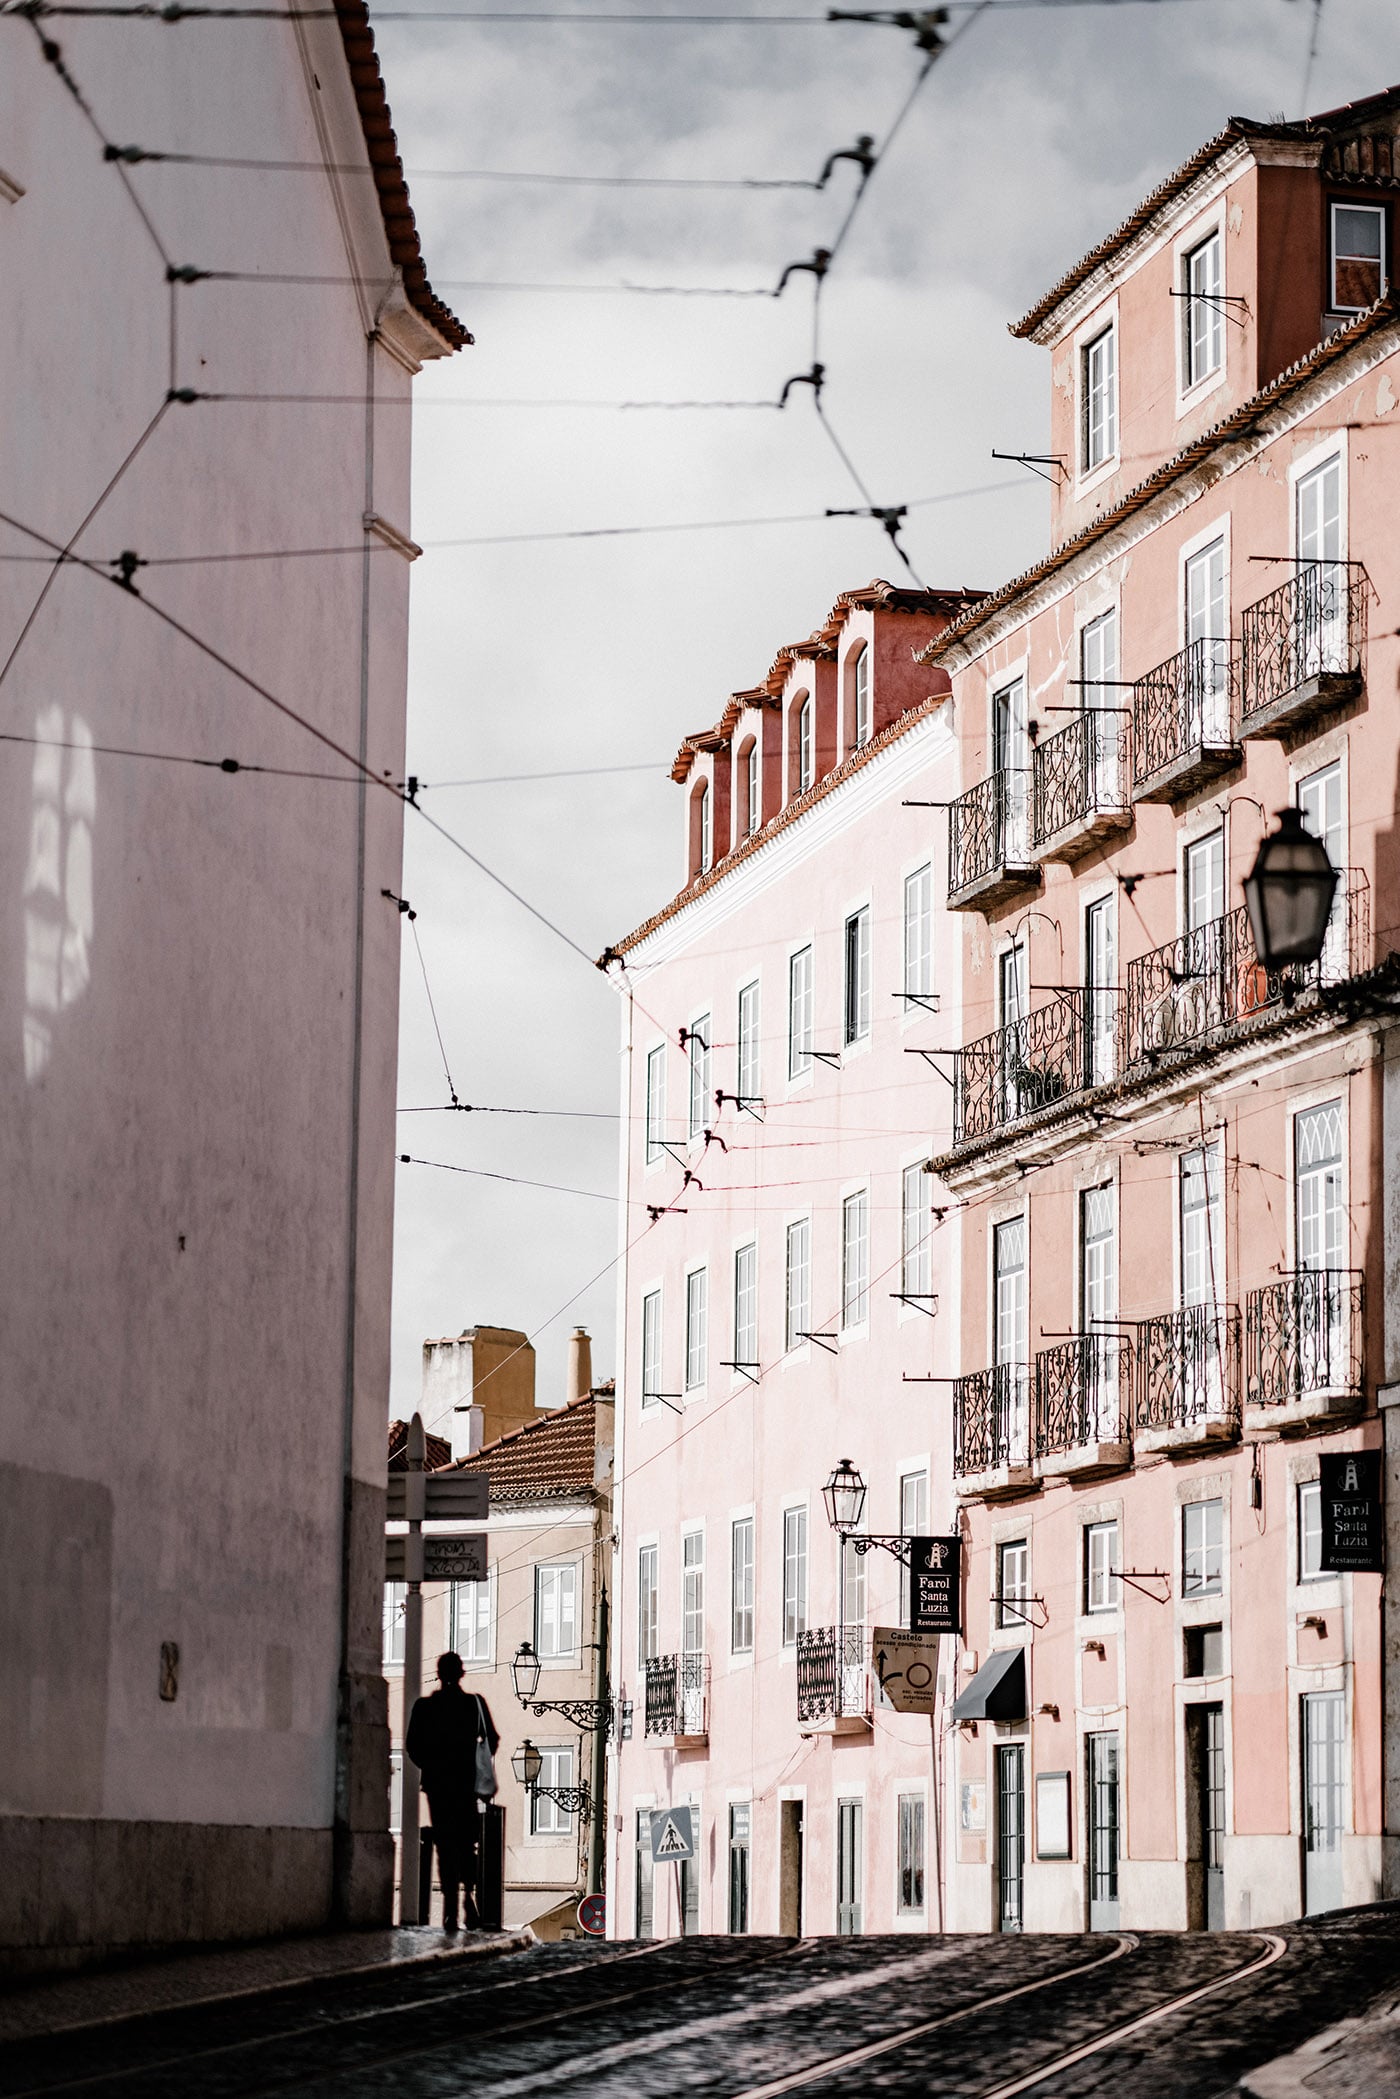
<box><xmin>7</xmin><ymin>1906</ymin><xmax>1400</xmax><ymax>2099</ymax></box>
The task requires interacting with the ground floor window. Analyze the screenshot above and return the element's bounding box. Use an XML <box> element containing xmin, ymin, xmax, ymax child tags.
<box><xmin>897</xmin><ymin>1793</ymin><xmax>925</xmax><ymax>1914</ymax></box>
<box><xmin>635</xmin><ymin>1811</ymin><xmax>654</xmax><ymax>1938</ymax></box>
<box><xmin>729</xmin><ymin>1803</ymin><xmax>751</xmax><ymax>1932</ymax></box>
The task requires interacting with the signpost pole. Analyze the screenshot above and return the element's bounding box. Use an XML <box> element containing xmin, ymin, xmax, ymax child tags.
<box><xmin>930</xmin><ymin>1639</ymin><xmax>945</xmax><ymax>1934</ymax></box>
<box><xmin>400</xmin><ymin>1413</ymin><xmax>426</xmax><ymax>1926</ymax></box>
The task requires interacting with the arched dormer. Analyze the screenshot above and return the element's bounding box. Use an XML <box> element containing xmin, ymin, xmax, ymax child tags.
<box><xmin>735</xmin><ymin>734</ymin><xmax>760</xmax><ymax>840</ymax></box>
<box><xmin>844</xmin><ymin>640</ymin><xmax>870</xmax><ymax>757</ymax></box>
<box><xmin>787</xmin><ymin>689</ymin><xmax>813</xmax><ymax>799</ymax></box>
<box><xmin>689</xmin><ymin>776</ymin><xmax>712</xmax><ymax>879</ymax></box>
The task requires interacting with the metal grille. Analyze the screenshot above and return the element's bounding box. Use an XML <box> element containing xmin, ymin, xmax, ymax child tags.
<box><xmin>1240</xmin><ymin>565</ymin><xmax>1369</xmax><ymax>724</ymax></box>
<box><xmin>795</xmin><ymin>1626</ymin><xmax>869</xmax><ymax>1723</ymax></box>
<box><xmin>1246</xmin><ymin>1270</ymin><xmax>1363</xmax><ymax>1406</ymax></box>
<box><xmin>1131</xmin><ymin>637</ymin><xmax>1236</xmax><ymax>787</ymax></box>
<box><xmin>644</xmin><ymin>1653</ymin><xmax>709</xmax><ymax>1737</ymax></box>
<box><xmin>1134</xmin><ymin>1304</ymin><xmax>1241</xmax><ymax>1433</ymax></box>
<box><xmin>1031</xmin><ymin>709</ymin><xmax>1131</xmax><ymax>848</ymax></box>
<box><xmin>948</xmin><ymin>770</ymin><xmax>1032</xmax><ymax>896</ymax></box>
<box><xmin>1034</xmin><ymin>1335</ymin><xmax>1130</xmax><ymax>1456</ymax></box>
<box><xmin>952</xmin><ymin>993</ymin><xmax>1091</xmax><ymax>1144</ymax></box>
<box><xmin>954</xmin><ymin>1362</ymin><xmax>1031</xmax><ymax>1477</ymax></box>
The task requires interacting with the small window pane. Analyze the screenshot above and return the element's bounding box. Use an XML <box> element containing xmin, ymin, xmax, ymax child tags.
<box><xmin>998</xmin><ymin>1540</ymin><xmax>1030</xmax><ymax>1628</ymax></box>
<box><xmin>685</xmin><ymin>1269</ymin><xmax>708</xmax><ymax>1389</ymax></box>
<box><xmin>788</xmin><ymin>947</ymin><xmax>813</xmax><ymax>1081</ymax></box>
<box><xmin>841</xmin><ymin>1190</ymin><xmax>869</xmax><ymax>1328</ymax></box>
<box><xmin>689</xmin><ymin>1015</ymin><xmax>711</xmax><ymax>1140</ymax></box>
<box><xmin>638</xmin><ymin>1543</ymin><xmax>659</xmax><ymax>1665</ymax></box>
<box><xmin>731</xmin><ymin>1517</ymin><xmax>755</xmax><ymax>1653</ymax></box>
<box><xmin>1299</xmin><ymin>1480</ymin><xmax>1324</xmax><ymax>1581</ymax></box>
<box><xmin>785</xmin><ymin>1218</ymin><xmax>811</xmax><ymax>1352</ymax></box>
<box><xmin>645</xmin><ymin>1045</ymin><xmax>666</xmax><ymax>1166</ymax></box>
<box><xmin>1183</xmin><ymin>1499</ymin><xmax>1223</xmax><ymax>1596</ymax></box>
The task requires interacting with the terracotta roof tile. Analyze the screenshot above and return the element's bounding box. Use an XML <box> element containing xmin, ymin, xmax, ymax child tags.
<box><xmin>387</xmin><ymin>1418</ymin><xmax>455</xmax><ymax>1471</ymax></box>
<box><xmin>453</xmin><ymin>1392</ymin><xmax>606</xmax><ymax>1501</ymax></box>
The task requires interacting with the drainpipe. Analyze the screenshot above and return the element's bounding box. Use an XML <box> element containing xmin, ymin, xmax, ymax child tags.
<box><xmin>589</xmin><ymin>1573</ymin><xmax>609</xmax><ymax>1894</ymax></box>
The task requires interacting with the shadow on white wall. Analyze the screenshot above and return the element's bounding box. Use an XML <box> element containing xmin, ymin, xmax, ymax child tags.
<box><xmin>24</xmin><ymin>706</ymin><xmax>94</xmax><ymax>1081</ymax></box>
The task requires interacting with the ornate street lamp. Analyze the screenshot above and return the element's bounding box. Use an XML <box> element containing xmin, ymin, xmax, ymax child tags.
<box><xmin>511</xmin><ymin>1737</ymin><xmax>543</xmax><ymax>1789</ymax></box>
<box><xmin>511</xmin><ymin>1639</ymin><xmax>614</xmax><ymax>1733</ymax></box>
<box><xmin>822</xmin><ymin>1458</ymin><xmax>867</xmax><ymax>1537</ymax></box>
<box><xmin>1243</xmin><ymin>807</ymin><xmax>1338</xmax><ymax>970</ymax></box>
<box><xmin>510</xmin><ymin>1641</ymin><xmax>543</xmax><ymax>1703</ymax></box>
<box><xmin>510</xmin><ymin>1736</ymin><xmax>592</xmax><ymax>1821</ymax></box>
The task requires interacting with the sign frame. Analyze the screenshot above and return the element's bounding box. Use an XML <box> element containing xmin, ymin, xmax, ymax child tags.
<box><xmin>871</xmin><ymin>1628</ymin><xmax>942</xmax><ymax>1714</ymax></box>
<box><xmin>909</xmin><ymin>1535</ymin><xmax>962</xmax><ymax>1635</ymax></box>
<box><xmin>649</xmin><ymin>1805</ymin><xmax>695</xmax><ymax>1863</ymax></box>
<box><xmin>577</xmin><ymin>1892</ymin><xmax>606</xmax><ymax>1935</ymax></box>
<box><xmin>1319</xmin><ymin>1450</ymin><xmax>1384</xmax><ymax>1573</ymax></box>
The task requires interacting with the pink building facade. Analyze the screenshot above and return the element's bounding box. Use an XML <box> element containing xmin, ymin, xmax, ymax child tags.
<box><xmin>928</xmin><ymin>88</ymin><xmax>1400</xmax><ymax>1935</ymax></box>
<box><xmin>604</xmin><ymin>585</ymin><xmax>979</xmax><ymax>1937</ymax></box>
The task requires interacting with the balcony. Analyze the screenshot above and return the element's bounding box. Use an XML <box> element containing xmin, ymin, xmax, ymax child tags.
<box><xmin>1240</xmin><ymin>566</ymin><xmax>1369</xmax><ymax>741</ymax></box>
<box><xmin>1031</xmin><ymin>709</ymin><xmax>1132</xmax><ymax>862</ymax></box>
<box><xmin>947</xmin><ymin>770</ymin><xmax>1038</xmax><ymax>911</ymax></box>
<box><xmin>1133</xmin><ymin>1303</ymin><xmax>1241</xmax><ymax>1454</ymax></box>
<box><xmin>1034</xmin><ymin>1336</ymin><xmax>1131</xmax><ymax>1479</ymax></box>
<box><xmin>644</xmin><ymin>1652</ymin><xmax>710</xmax><ymax>1747</ymax></box>
<box><xmin>954</xmin><ymin>1363</ymin><xmax>1037</xmax><ymax>1499</ymax></box>
<box><xmin>1131</xmin><ymin>638</ymin><xmax>1241</xmax><ymax>803</ymax></box>
<box><xmin>796</xmin><ymin>1626</ymin><xmax>871</xmax><ymax>1733</ymax></box>
<box><xmin>1246</xmin><ymin>1270</ymin><xmax>1364</xmax><ymax>1432</ymax></box>
<box><xmin>951</xmin><ymin>993</ymin><xmax>1097</xmax><ymax>1146</ymax></box>
<box><xmin>1125</xmin><ymin>878</ymin><xmax>1369</xmax><ymax>1073</ymax></box>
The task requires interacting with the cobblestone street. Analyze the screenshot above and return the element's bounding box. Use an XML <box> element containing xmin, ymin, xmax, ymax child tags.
<box><xmin>7</xmin><ymin>1909</ymin><xmax>1400</xmax><ymax>2099</ymax></box>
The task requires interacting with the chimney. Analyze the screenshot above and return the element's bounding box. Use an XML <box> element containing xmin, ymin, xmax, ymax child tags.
<box><xmin>567</xmin><ymin>1326</ymin><xmax>593</xmax><ymax>1405</ymax></box>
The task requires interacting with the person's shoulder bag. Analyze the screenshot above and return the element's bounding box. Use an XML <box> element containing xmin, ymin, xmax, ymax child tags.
<box><xmin>473</xmin><ymin>1695</ymin><xmax>498</xmax><ymax>1799</ymax></box>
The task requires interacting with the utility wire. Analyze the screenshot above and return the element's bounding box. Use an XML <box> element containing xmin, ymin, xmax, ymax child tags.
<box><xmin>170</xmin><ymin>390</ymin><xmax>785</xmax><ymax>409</ymax></box>
<box><xmin>399</xmin><ymin>1155</ymin><xmax>618</xmax><ymax>1201</ymax></box>
<box><xmin>6</xmin><ymin>1</ymin><xmax>1248</xmax><ymax>17</ymax></box>
<box><xmin>101</xmin><ymin>145</ymin><xmax>821</xmax><ymax>189</ymax></box>
<box><xmin>0</xmin><ymin>726</ymin><xmax>362</xmax><ymax>782</ymax></box>
<box><xmin>409</xmin><ymin>919</ymin><xmax>462</xmax><ymax>1109</ymax></box>
<box><xmin>173</xmin><ymin>270</ymin><xmax>779</xmax><ymax>297</ymax></box>
<box><xmin>397</xmin><ymin>1103</ymin><xmax>619</xmax><ymax>1117</ymax></box>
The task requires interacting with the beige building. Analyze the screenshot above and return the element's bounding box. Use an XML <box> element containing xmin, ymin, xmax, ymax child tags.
<box><xmin>386</xmin><ymin>1328</ymin><xmax>614</xmax><ymax>1936</ymax></box>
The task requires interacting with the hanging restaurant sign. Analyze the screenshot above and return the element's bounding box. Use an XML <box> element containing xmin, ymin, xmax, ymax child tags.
<box><xmin>1319</xmin><ymin>1451</ymin><xmax>1384</xmax><ymax>1573</ymax></box>
<box><xmin>909</xmin><ymin>1534</ymin><xmax>962</xmax><ymax>1634</ymax></box>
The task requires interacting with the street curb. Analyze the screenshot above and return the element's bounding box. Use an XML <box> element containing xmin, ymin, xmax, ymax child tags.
<box><xmin>0</xmin><ymin>1926</ymin><xmax>539</xmax><ymax>2045</ymax></box>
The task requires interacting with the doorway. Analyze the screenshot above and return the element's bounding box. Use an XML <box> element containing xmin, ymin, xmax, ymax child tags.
<box><xmin>1303</xmin><ymin>1690</ymin><xmax>1345</xmax><ymax>1915</ymax></box>
<box><xmin>779</xmin><ymin>1799</ymin><xmax>804</xmax><ymax>1935</ymax></box>
<box><xmin>1187</xmin><ymin>1703</ymin><xmax>1226</xmax><ymax>1929</ymax></box>
<box><xmin>1087</xmin><ymin>1732</ymin><xmax>1120</xmax><ymax>1930</ymax></box>
<box><xmin>836</xmin><ymin>1798</ymin><xmax>863</xmax><ymax>1935</ymax></box>
<box><xmin>997</xmin><ymin>1744</ymin><xmax>1025</xmax><ymax>1933</ymax></box>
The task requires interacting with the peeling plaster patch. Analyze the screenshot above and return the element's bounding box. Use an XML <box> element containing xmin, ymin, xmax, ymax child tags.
<box><xmin>970</xmin><ymin>933</ymin><xmax>988</xmax><ymax>975</ymax></box>
<box><xmin>1053</xmin><ymin>358</ymin><xmax>1072</xmax><ymax>401</ymax></box>
<box><xmin>1228</xmin><ymin>203</ymin><xmax>1244</xmax><ymax>235</ymax></box>
<box><xmin>1378</xmin><ymin>373</ymin><xmax>1396</xmax><ymax>417</ymax></box>
<box><xmin>1258</xmin><ymin>455</ymin><xmax>1276</xmax><ymax>476</ymax></box>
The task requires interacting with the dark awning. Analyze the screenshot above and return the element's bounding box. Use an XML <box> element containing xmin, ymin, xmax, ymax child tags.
<box><xmin>950</xmin><ymin>1647</ymin><xmax>1026</xmax><ymax>1722</ymax></box>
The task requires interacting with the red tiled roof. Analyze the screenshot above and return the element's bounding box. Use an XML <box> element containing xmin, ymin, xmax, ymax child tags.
<box><xmin>919</xmin><ymin>295</ymin><xmax>1400</xmax><ymax>666</ymax></box>
<box><xmin>453</xmin><ymin>1392</ymin><xmax>605</xmax><ymax>1501</ymax></box>
<box><xmin>334</xmin><ymin>0</ymin><xmax>472</xmax><ymax>352</ymax></box>
<box><xmin>387</xmin><ymin>1418</ymin><xmax>455</xmax><ymax>1471</ymax></box>
<box><xmin>1011</xmin><ymin>88</ymin><xmax>1400</xmax><ymax>342</ymax></box>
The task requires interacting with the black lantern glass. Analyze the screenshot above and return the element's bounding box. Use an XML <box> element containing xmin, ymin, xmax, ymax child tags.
<box><xmin>511</xmin><ymin>1737</ymin><xmax>543</xmax><ymax>1789</ymax></box>
<box><xmin>1243</xmin><ymin>807</ymin><xmax>1338</xmax><ymax>969</ymax></box>
<box><xmin>822</xmin><ymin>1458</ymin><xmax>867</xmax><ymax>1536</ymax></box>
<box><xmin>510</xmin><ymin>1640</ymin><xmax>542</xmax><ymax>1703</ymax></box>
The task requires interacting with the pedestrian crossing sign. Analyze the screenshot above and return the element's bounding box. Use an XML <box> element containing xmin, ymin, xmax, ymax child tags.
<box><xmin>649</xmin><ymin>1805</ymin><xmax>695</xmax><ymax>1862</ymax></box>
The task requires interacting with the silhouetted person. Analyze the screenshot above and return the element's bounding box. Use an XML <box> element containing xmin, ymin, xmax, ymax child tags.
<box><xmin>406</xmin><ymin>1651</ymin><xmax>499</xmax><ymax>1930</ymax></box>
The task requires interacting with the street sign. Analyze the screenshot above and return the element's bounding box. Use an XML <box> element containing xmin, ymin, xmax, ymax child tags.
<box><xmin>385</xmin><ymin>1530</ymin><xmax>487</xmax><ymax>1583</ymax></box>
<box><xmin>909</xmin><ymin>1535</ymin><xmax>962</xmax><ymax>1634</ymax></box>
<box><xmin>649</xmin><ymin>1805</ymin><xmax>695</xmax><ymax>1862</ymax></box>
<box><xmin>386</xmin><ymin>1471</ymin><xmax>489</xmax><ymax>1521</ymax></box>
<box><xmin>1320</xmin><ymin>1451</ymin><xmax>1384</xmax><ymax>1572</ymax></box>
<box><xmin>577</xmin><ymin>1892</ymin><xmax>606</xmax><ymax>1935</ymax></box>
<box><xmin>872</xmin><ymin>1628</ymin><xmax>942</xmax><ymax>1714</ymax></box>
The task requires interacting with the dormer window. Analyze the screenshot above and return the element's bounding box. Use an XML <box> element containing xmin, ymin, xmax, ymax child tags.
<box><xmin>693</xmin><ymin>779</ymin><xmax>712</xmax><ymax>875</ymax></box>
<box><xmin>741</xmin><ymin>738</ymin><xmax>760</xmax><ymax>836</ymax></box>
<box><xmin>794</xmin><ymin>693</ymin><xmax>814</xmax><ymax>795</ymax></box>
<box><xmin>849</xmin><ymin>644</ymin><xmax>870</xmax><ymax>751</ymax></box>
<box><xmin>1331</xmin><ymin>201</ymin><xmax>1386</xmax><ymax>313</ymax></box>
<box><xmin>1081</xmin><ymin>323</ymin><xmax>1117</xmax><ymax>474</ymax></box>
<box><xmin>1182</xmin><ymin>229</ymin><xmax>1223</xmax><ymax>388</ymax></box>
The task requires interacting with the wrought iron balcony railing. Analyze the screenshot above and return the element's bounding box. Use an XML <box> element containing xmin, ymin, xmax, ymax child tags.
<box><xmin>1125</xmin><ymin>876</ymin><xmax>1369</xmax><ymax>1070</ymax></box>
<box><xmin>947</xmin><ymin>769</ymin><xmax>1036</xmax><ymax>907</ymax></box>
<box><xmin>1131</xmin><ymin>637</ymin><xmax>1240</xmax><ymax>801</ymax></box>
<box><xmin>1031</xmin><ymin>708</ymin><xmax>1132</xmax><ymax>858</ymax></box>
<box><xmin>951</xmin><ymin>992</ymin><xmax>1092</xmax><ymax>1145</ymax></box>
<box><xmin>1246</xmin><ymin>1270</ymin><xmax>1364</xmax><ymax>1409</ymax></box>
<box><xmin>1240</xmin><ymin>565</ymin><xmax>1369</xmax><ymax>737</ymax></box>
<box><xmin>1034</xmin><ymin>1335</ymin><xmax>1131</xmax><ymax>1459</ymax></box>
<box><xmin>1134</xmin><ymin>1303</ymin><xmax>1241</xmax><ymax>1439</ymax></box>
<box><xmin>643</xmin><ymin>1652</ymin><xmax>709</xmax><ymax>1739</ymax></box>
<box><xmin>954</xmin><ymin>1362</ymin><xmax>1032</xmax><ymax>1479</ymax></box>
<box><xmin>796</xmin><ymin>1625</ymin><xmax>870</xmax><ymax>1725</ymax></box>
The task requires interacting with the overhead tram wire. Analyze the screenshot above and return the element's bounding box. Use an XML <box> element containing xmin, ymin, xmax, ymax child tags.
<box><xmin>97</xmin><ymin>144</ymin><xmax>825</xmax><ymax>190</ymax></box>
<box><xmin>4</xmin><ymin>1</ymin><xmax>1253</xmax><ymax>18</ymax></box>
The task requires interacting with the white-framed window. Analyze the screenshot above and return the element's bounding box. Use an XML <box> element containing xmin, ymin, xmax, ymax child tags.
<box><xmin>641</xmin><ymin>1287</ymin><xmax>662</xmax><ymax>1410</ymax></box>
<box><xmin>688</xmin><ymin>1014</ymin><xmax>711</xmax><ymax>1140</ymax></box>
<box><xmin>682</xmin><ymin>1530</ymin><xmax>705</xmax><ymax>1655</ymax></box>
<box><xmin>743</xmin><ymin>740</ymin><xmax>760</xmax><ymax>835</ymax></box>
<box><xmin>850</xmin><ymin>644</ymin><xmax>870</xmax><ymax>750</ymax></box>
<box><xmin>1084</xmin><ymin>892</ymin><xmax>1117</xmax><ymax>1088</ymax></box>
<box><xmin>535</xmin><ymin>1562</ymin><xmax>579</xmax><ymax>1659</ymax></box>
<box><xmin>697</xmin><ymin>781</ymin><xmax>712</xmax><ymax>873</ymax></box>
<box><xmin>897</xmin><ymin>1793</ymin><xmax>926</xmax><ymax>1914</ymax></box>
<box><xmin>1084</xmin><ymin>1521</ymin><xmax>1120</xmax><ymax>1613</ymax></box>
<box><xmin>903</xmin><ymin>863</ymin><xmax>933</xmax><ymax>1009</ymax></box>
<box><xmin>782</xmin><ymin>1505</ymin><xmax>808</xmax><ymax>1644</ymax></box>
<box><xmin>1183</xmin><ymin>1499</ymin><xmax>1223</xmax><ymax>1596</ymax></box>
<box><xmin>788</xmin><ymin>945</ymin><xmax>813</xmax><ymax>1081</ymax></box>
<box><xmin>1298</xmin><ymin>1480</ymin><xmax>1324</xmax><ymax>1581</ymax></box>
<box><xmin>731</xmin><ymin>1516</ymin><xmax>755</xmax><ymax>1653</ymax></box>
<box><xmin>1183</xmin><ymin>533</ymin><xmax>1228</xmax><ymax>727</ymax></box>
<box><xmin>644</xmin><ymin>1044</ymin><xmax>666</xmax><ymax>1166</ymax></box>
<box><xmin>1295</xmin><ymin>1100</ymin><xmax>1344</xmax><ymax>1273</ymax></box>
<box><xmin>1179</xmin><ymin>1142</ymin><xmax>1224</xmax><ymax>1307</ymax></box>
<box><xmin>737</xmin><ymin>979</ymin><xmax>761</xmax><ymax>1107</ymax></box>
<box><xmin>449</xmin><ymin>1575</ymin><xmax>492</xmax><ymax>1663</ymax></box>
<box><xmin>841</xmin><ymin>1190</ymin><xmax>869</xmax><ymax>1329</ymax></box>
<box><xmin>797</xmin><ymin>695</ymin><xmax>814</xmax><ymax>793</ymax></box>
<box><xmin>638</xmin><ymin>1542</ymin><xmax>659</xmax><ymax>1665</ymax></box>
<box><xmin>898</xmin><ymin>1469</ymin><xmax>928</xmax><ymax>1625</ymax></box>
<box><xmin>732</xmin><ymin>1241</ymin><xmax>758</xmax><ymax>1372</ymax></box>
<box><xmin>1295</xmin><ymin>457</ymin><xmax>1347</xmax><ymax>683</ymax></box>
<box><xmin>842</xmin><ymin>1533</ymin><xmax>865</xmax><ymax>1628</ymax></box>
<box><xmin>685</xmin><ymin>1267</ymin><xmax>708</xmax><ymax>1390</ymax></box>
<box><xmin>530</xmin><ymin>1743</ymin><xmax>575</xmax><ymax>1836</ymax></box>
<box><xmin>1331</xmin><ymin>200</ymin><xmax>1386</xmax><ymax>313</ymax></box>
<box><xmin>1184</xmin><ymin>828</ymin><xmax>1225</xmax><ymax>932</ymax></box>
<box><xmin>901</xmin><ymin>1163</ymin><xmax>931</xmax><ymax>1302</ymax></box>
<box><xmin>997</xmin><ymin>1539</ymin><xmax>1030</xmax><ymax>1628</ymax></box>
<box><xmin>843</xmin><ymin>906</ymin><xmax>871</xmax><ymax>1046</ymax></box>
<box><xmin>1183</xmin><ymin>227</ymin><xmax>1224</xmax><ymax>388</ymax></box>
<box><xmin>785</xmin><ymin>1217</ymin><xmax>811</xmax><ymax>1352</ymax></box>
<box><xmin>383</xmin><ymin>1580</ymin><xmax>406</xmax><ymax>1668</ymax></box>
<box><xmin>1081</xmin><ymin>322</ymin><xmax>1117</xmax><ymax>473</ymax></box>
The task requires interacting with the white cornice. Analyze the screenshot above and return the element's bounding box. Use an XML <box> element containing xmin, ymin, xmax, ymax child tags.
<box><xmin>624</xmin><ymin>708</ymin><xmax>955</xmax><ymax>968</ymax></box>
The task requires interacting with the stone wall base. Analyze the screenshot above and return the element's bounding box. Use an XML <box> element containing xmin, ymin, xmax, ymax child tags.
<box><xmin>0</xmin><ymin>1816</ymin><xmax>384</xmax><ymax>1977</ymax></box>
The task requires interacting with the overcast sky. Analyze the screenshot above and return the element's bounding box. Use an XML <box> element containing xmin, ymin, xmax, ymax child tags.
<box><xmin>378</xmin><ymin>0</ymin><xmax>1393</xmax><ymax>1434</ymax></box>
